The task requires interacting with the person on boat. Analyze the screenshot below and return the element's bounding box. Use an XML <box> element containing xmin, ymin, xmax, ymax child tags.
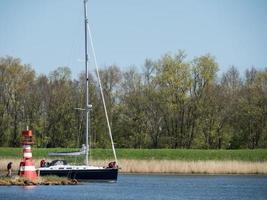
<box><xmin>7</xmin><ymin>162</ymin><xmax>12</xmax><ymax>177</ymax></box>
<box><xmin>108</xmin><ymin>161</ymin><xmax>117</xmax><ymax>168</ymax></box>
<box><xmin>40</xmin><ymin>159</ymin><xmax>46</xmax><ymax>167</ymax></box>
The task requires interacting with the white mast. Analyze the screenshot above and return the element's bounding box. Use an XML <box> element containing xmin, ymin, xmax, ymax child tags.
<box><xmin>83</xmin><ymin>0</ymin><xmax>118</xmax><ymax>165</ymax></box>
<box><xmin>84</xmin><ymin>0</ymin><xmax>89</xmax><ymax>166</ymax></box>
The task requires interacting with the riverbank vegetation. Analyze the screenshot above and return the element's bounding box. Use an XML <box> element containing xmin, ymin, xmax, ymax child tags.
<box><xmin>0</xmin><ymin>158</ymin><xmax>266</xmax><ymax>174</ymax></box>
<box><xmin>0</xmin><ymin>53</ymin><xmax>267</xmax><ymax>149</ymax></box>
<box><xmin>1</xmin><ymin>148</ymin><xmax>266</xmax><ymax>161</ymax></box>
<box><xmin>117</xmin><ymin>160</ymin><xmax>267</xmax><ymax>174</ymax></box>
<box><xmin>1</xmin><ymin>148</ymin><xmax>266</xmax><ymax>174</ymax></box>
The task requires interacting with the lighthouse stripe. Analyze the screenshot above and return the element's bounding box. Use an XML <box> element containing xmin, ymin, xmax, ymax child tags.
<box><xmin>23</xmin><ymin>149</ymin><xmax>32</xmax><ymax>153</ymax></box>
<box><xmin>23</xmin><ymin>152</ymin><xmax>32</xmax><ymax>158</ymax></box>
<box><xmin>23</xmin><ymin>145</ymin><xmax>31</xmax><ymax>150</ymax></box>
<box><xmin>19</xmin><ymin>166</ymin><xmax>36</xmax><ymax>171</ymax></box>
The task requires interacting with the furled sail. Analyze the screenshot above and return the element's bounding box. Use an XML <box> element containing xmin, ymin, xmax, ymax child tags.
<box><xmin>48</xmin><ymin>144</ymin><xmax>87</xmax><ymax>156</ymax></box>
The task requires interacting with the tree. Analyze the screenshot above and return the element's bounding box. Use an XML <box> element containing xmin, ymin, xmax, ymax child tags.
<box><xmin>1</xmin><ymin>54</ymin><xmax>266</xmax><ymax>149</ymax></box>
<box><xmin>232</xmin><ymin>68</ymin><xmax>267</xmax><ymax>148</ymax></box>
<box><xmin>0</xmin><ymin>56</ymin><xmax>35</xmax><ymax>146</ymax></box>
<box><xmin>191</xmin><ymin>55</ymin><xmax>219</xmax><ymax>148</ymax></box>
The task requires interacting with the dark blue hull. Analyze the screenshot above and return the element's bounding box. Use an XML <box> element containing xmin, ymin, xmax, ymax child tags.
<box><xmin>39</xmin><ymin>168</ymin><xmax>118</xmax><ymax>181</ymax></box>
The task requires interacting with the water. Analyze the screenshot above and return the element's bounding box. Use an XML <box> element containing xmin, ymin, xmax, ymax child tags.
<box><xmin>0</xmin><ymin>175</ymin><xmax>267</xmax><ymax>200</ymax></box>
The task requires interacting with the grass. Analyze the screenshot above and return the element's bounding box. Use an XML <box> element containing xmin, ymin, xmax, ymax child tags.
<box><xmin>116</xmin><ymin>149</ymin><xmax>267</xmax><ymax>161</ymax></box>
<box><xmin>0</xmin><ymin>148</ymin><xmax>266</xmax><ymax>162</ymax></box>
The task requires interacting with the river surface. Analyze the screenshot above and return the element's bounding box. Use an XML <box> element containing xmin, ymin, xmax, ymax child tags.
<box><xmin>0</xmin><ymin>174</ymin><xmax>267</xmax><ymax>200</ymax></box>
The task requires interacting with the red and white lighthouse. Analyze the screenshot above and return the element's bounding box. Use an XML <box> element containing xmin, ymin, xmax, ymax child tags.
<box><xmin>19</xmin><ymin>128</ymin><xmax>37</xmax><ymax>180</ymax></box>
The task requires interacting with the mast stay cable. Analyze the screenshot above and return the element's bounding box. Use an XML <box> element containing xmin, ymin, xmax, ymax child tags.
<box><xmin>87</xmin><ymin>22</ymin><xmax>118</xmax><ymax>164</ymax></box>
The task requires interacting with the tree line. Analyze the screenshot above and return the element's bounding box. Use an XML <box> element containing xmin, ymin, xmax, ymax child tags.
<box><xmin>0</xmin><ymin>52</ymin><xmax>266</xmax><ymax>149</ymax></box>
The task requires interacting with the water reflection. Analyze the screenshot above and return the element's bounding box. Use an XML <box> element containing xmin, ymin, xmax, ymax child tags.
<box><xmin>23</xmin><ymin>185</ymin><xmax>36</xmax><ymax>190</ymax></box>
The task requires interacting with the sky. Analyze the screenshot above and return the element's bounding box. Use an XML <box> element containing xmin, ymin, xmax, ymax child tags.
<box><xmin>0</xmin><ymin>0</ymin><xmax>267</xmax><ymax>78</ymax></box>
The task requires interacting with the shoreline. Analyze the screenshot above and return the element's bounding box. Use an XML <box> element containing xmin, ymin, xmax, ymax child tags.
<box><xmin>115</xmin><ymin>160</ymin><xmax>267</xmax><ymax>174</ymax></box>
<box><xmin>120</xmin><ymin>172</ymin><xmax>267</xmax><ymax>176</ymax></box>
<box><xmin>1</xmin><ymin>159</ymin><xmax>266</xmax><ymax>174</ymax></box>
<box><xmin>0</xmin><ymin>176</ymin><xmax>78</xmax><ymax>186</ymax></box>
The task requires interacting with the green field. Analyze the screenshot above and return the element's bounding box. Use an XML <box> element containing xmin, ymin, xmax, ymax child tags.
<box><xmin>0</xmin><ymin>148</ymin><xmax>266</xmax><ymax>162</ymax></box>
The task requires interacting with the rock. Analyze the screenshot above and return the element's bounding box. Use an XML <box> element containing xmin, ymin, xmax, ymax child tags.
<box><xmin>71</xmin><ymin>179</ymin><xmax>78</xmax><ymax>184</ymax></box>
<box><xmin>0</xmin><ymin>176</ymin><xmax>79</xmax><ymax>186</ymax></box>
<box><xmin>24</xmin><ymin>180</ymin><xmax>31</xmax><ymax>185</ymax></box>
<box><xmin>61</xmin><ymin>180</ymin><xmax>67</xmax><ymax>185</ymax></box>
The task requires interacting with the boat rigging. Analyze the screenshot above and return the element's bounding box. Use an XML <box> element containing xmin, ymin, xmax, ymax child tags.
<box><xmin>38</xmin><ymin>0</ymin><xmax>119</xmax><ymax>181</ymax></box>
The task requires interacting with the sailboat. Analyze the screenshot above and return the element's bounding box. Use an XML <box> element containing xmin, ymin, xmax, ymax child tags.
<box><xmin>38</xmin><ymin>0</ymin><xmax>119</xmax><ymax>181</ymax></box>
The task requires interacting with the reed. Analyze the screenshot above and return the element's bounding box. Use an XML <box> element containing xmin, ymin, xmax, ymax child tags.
<box><xmin>92</xmin><ymin>159</ymin><xmax>267</xmax><ymax>174</ymax></box>
<box><xmin>1</xmin><ymin>158</ymin><xmax>266</xmax><ymax>174</ymax></box>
